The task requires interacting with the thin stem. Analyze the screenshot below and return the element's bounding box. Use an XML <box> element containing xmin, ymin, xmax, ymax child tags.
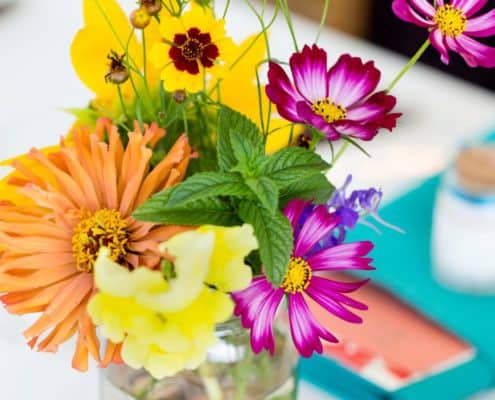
<box><xmin>386</xmin><ymin>39</ymin><xmax>430</xmax><ymax>93</ymax></box>
<box><xmin>279</xmin><ymin>0</ymin><xmax>299</xmax><ymax>52</ymax></box>
<box><xmin>222</xmin><ymin>0</ymin><xmax>231</xmax><ymax>19</ymax></box>
<box><xmin>333</xmin><ymin>141</ymin><xmax>350</xmax><ymax>164</ymax></box>
<box><xmin>116</xmin><ymin>85</ymin><xmax>130</xmax><ymax>121</ymax></box>
<box><xmin>315</xmin><ymin>0</ymin><xmax>330</xmax><ymax>43</ymax></box>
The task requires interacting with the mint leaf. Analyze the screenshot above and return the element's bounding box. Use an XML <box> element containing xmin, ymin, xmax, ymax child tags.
<box><xmin>133</xmin><ymin>191</ymin><xmax>241</xmax><ymax>226</ymax></box>
<box><xmin>166</xmin><ymin>172</ymin><xmax>252</xmax><ymax>207</ymax></box>
<box><xmin>245</xmin><ymin>177</ymin><xmax>279</xmax><ymax>212</ymax></box>
<box><xmin>280</xmin><ymin>173</ymin><xmax>335</xmax><ymax>206</ymax></box>
<box><xmin>229</xmin><ymin>129</ymin><xmax>264</xmax><ymax>173</ymax></box>
<box><xmin>217</xmin><ymin>106</ymin><xmax>263</xmax><ymax>171</ymax></box>
<box><xmin>263</xmin><ymin>147</ymin><xmax>330</xmax><ymax>189</ymax></box>
<box><xmin>238</xmin><ymin>201</ymin><xmax>293</xmax><ymax>285</ymax></box>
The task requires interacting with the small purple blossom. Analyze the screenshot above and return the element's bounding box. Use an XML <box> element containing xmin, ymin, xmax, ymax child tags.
<box><xmin>328</xmin><ymin>175</ymin><xmax>404</xmax><ymax>234</ymax></box>
<box><xmin>232</xmin><ymin>199</ymin><xmax>374</xmax><ymax>358</ymax></box>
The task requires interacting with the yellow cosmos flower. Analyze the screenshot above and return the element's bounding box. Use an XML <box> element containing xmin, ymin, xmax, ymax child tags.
<box><xmin>88</xmin><ymin>224</ymin><xmax>257</xmax><ymax>379</ymax></box>
<box><xmin>215</xmin><ymin>34</ymin><xmax>303</xmax><ymax>154</ymax></box>
<box><xmin>150</xmin><ymin>4</ymin><xmax>237</xmax><ymax>93</ymax></box>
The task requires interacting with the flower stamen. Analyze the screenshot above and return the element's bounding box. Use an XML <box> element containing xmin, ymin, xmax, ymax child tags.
<box><xmin>72</xmin><ymin>209</ymin><xmax>129</xmax><ymax>272</ymax></box>
<box><xmin>281</xmin><ymin>257</ymin><xmax>312</xmax><ymax>293</ymax></box>
<box><xmin>434</xmin><ymin>5</ymin><xmax>467</xmax><ymax>37</ymax></box>
<box><xmin>312</xmin><ymin>99</ymin><xmax>347</xmax><ymax>124</ymax></box>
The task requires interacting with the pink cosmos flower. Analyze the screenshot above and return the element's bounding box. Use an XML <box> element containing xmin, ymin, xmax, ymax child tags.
<box><xmin>392</xmin><ymin>0</ymin><xmax>495</xmax><ymax>68</ymax></box>
<box><xmin>265</xmin><ymin>45</ymin><xmax>401</xmax><ymax>142</ymax></box>
<box><xmin>231</xmin><ymin>200</ymin><xmax>374</xmax><ymax>357</ymax></box>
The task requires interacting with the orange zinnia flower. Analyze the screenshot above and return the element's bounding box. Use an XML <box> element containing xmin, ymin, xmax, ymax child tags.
<box><xmin>0</xmin><ymin>119</ymin><xmax>193</xmax><ymax>371</ymax></box>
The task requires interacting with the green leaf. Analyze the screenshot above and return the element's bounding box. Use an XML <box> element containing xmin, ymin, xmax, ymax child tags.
<box><xmin>217</xmin><ymin>106</ymin><xmax>263</xmax><ymax>171</ymax></box>
<box><xmin>245</xmin><ymin>177</ymin><xmax>279</xmax><ymax>212</ymax></box>
<box><xmin>166</xmin><ymin>172</ymin><xmax>253</xmax><ymax>207</ymax></box>
<box><xmin>65</xmin><ymin>108</ymin><xmax>99</xmax><ymax>127</ymax></box>
<box><xmin>263</xmin><ymin>147</ymin><xmax>330</xmax><ymax>189</ymax></box>
<box><xmin>229</xmin><ymin>130</ymin><xmax>264</xmax><ymax>173</ymax></box>
<box><xmin>238</xmin><ymin>201</ymin><xmax>293</xmax><ymax>285</ymax></box>
<box><xmin>280</xmin><ymin>173</ymin><xmax>335</xmax><ymax>206</ymax></box>
<box><xmin>133</xmin><ymin>190</ymin><xmax>241</xmax><ymax>226</ymax></box>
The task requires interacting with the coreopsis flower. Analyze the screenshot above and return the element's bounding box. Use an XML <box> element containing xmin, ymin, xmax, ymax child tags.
<box><xmin>149</xmin><ymin>3</ymin><xmax>237</xmax><ymax>93</ymax></box>
<box><xmin>0</xmin><ymin>119</ymin><xmax>193</xmax><ymax>371</ymax></box>
<box><xmin>232</xmin><ymin>200</ymin><xmax>374</xmax><ymax>357</ymax></box>
<box><xmin>88</xmin><ymin>225</ymin><xmax>257</xmax><ymax>378</ymax></box>
<box><xmin>266</xmin><ymin>45</ymin><xmax>401</xmax><ymax>141</ymax></box>
<box><xmin>392</xmin><ymin>0</ymin><xmax>495</xmax><ymax>68</ymax></box>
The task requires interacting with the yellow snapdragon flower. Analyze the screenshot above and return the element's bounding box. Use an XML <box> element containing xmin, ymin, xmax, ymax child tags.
<box><xmin>88</xmin><ymin>224</ymin><xmax>257</xmax><ymax>379</ymax></box>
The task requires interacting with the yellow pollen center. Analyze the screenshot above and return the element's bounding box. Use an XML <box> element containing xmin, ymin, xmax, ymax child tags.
<box><xmin>311</xmin><ymin>99</ymin><xmax>347</xmax><ymax>124</ymax></box>
<box><xmin>434</xmin><ymin>5</ymin><xmax>467</xmax><ymax>37</ymax></box>
<box><xmin>280</xmin><ymin>257</ymin><xmax>312</xmax><ymax>294</ymax></box>
<box><xmin>72</xmin><ymin>209</ymin><xmax>129</xmax><ymax>273</ymax></box>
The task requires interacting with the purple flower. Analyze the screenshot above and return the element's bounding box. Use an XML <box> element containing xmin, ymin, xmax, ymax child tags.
<box><xmin>329</xmin><ymin>175</ymin><xmax>404</xmax><ymax>234</ymax></box>
<box><xmin>231</xmin><ymin>199</ymin><xmax>374</xmax><ymax>357</ymax></box>
<box><xmin>392</xmin><ymin>0</ymin><xmax>495</xmax><ymax>68</ymax></box>
<box><xmin>266</xmin><ymin>45</ymin><xmax>401</xmax><ymax>142</ymax></box>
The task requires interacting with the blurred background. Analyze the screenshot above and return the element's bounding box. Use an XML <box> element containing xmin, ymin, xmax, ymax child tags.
<box><xmin>281</xmin><ymin>0</ymin><xmax>495</xmax><ymax>91</ymax></box>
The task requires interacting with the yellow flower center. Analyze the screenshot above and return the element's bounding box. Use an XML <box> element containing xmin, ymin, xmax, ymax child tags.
<box><xmin>72</xmin><ymin>209</ymin><xmax>129</xmax><ymax>273</ymax></box>
<box><xmin>434</xmin><ymin>5</ymin><xmax>467</xmax><ymax>37</ymax></box>
<box><xmin>312</xmin><ymin>99</ymin><xmax>347</xmax><ymax>124</ymax></box>
<box><xmin>280</xmin><ymin>257</ymin><xmax>312</xmax><ymax>294</ymax></box>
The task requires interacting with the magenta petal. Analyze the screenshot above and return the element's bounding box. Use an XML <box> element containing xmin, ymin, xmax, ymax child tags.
<box><xmin>307</xmin><ymin>241</ymin><xmax>374</xmax><ymax>272</ymax></box>
<box><xmin>333</xmin><ymin>120</ymin><xmax>377</xmax><ymax>141</ymax></box>
<box><xmin>295</xmin><ymin>101</ymin><xmax>341</xmax><ymax>140</ymax></box>
<box><xmin>288</xmin><ymin>292</ymin><xmax>338</xmax><ymax>357</ymax></box>
<box><xmin>453</xmin><ymin>34</ymin><xmax>495</xmax><ymax>68</ymax></box>
<box><xmin>290</xmin><ymin>44</ymin><xmax>329</xmax><ymax>103</ymax></box>
<box><xmin>294</xmin><ymin>205</ymin><xmax>339</xmax><ymax>257</ymax></box>
<box><xmin>305</xmin><ymin>277</ymin><xmax>366</xmax><ymax>323</ymax></box>
<box><xmin>266</xmin><ymin>62</ymin><xmax>305</xmax><ymax>123</ymax></box>
<box><xmin>429</xmin><ymin>29</ymin><xmax>451</xmax><ymax>65</ymax></box>
<box><xmin>391</xmin><ymin>0</ymin><xmax>435</xmax><ymax>28</ymax></box>
<box><xmin>466</xmin><ymin>9</ymin><xmax>495</xmax><ymax>37</ymax></box>
<box><xmin>347</xmin><ymin>91</ymin><xmax>397</xmax><ymax>122</ymax></box>
<box><xmin>250</xmin><ymin>288</ymin><xmax>284</xmax><ymax>354</ymax></box>
<box><xmin>452</xmin><ymin>0</ymin><xmax>488</xmax><ymax>17</ymax></box>
<box><xmin>283</xmin><ymin>199</ymin><xmax>310</xmax><ymax>232</ymax></box>
<box><xmin>409</xmin><ymin>0</ymin><xmax>435</xmax><ymax>17</ymax></box>
<box><xmin>327</xmin><ymin>55</ymin><xmax>381</xmax><ymax>108</ymax></box>
<box><xmin>232</xmin><ymin>277</ymin><xmax>275</xmax><ymax>328</ymax></box>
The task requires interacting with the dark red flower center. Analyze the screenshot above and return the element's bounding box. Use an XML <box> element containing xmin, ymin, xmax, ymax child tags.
<box><xmin>169</xmin><ymin>27</ymin><xmax>220</xmax><ymax>76</ymax></box>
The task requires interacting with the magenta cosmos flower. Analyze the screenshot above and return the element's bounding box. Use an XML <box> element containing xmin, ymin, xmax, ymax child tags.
<box><xmin>231</xmin><ymin>200</ymin><xmax>374</xmax><ymax>357</ymax></box>
<box><xmin>392</xmin><ymin>0</ymin><xmax>495</xmax><ymax>68</ymax></box>
<box><xmin>265</xmin><ymin>45</ymin><xmax>401</xmax><ymax>142</ymax></box>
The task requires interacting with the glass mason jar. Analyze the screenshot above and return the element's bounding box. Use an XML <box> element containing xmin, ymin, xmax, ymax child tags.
<box><xmin>100</xmin><ymin>316</ymin><xmax>297</xmax><ymax>400</ymax></box>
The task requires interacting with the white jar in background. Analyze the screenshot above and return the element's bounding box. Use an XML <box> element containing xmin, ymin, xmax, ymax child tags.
<box><xmin>432</xmin><ymin>147</ymin><xmax>495</xmax><ymax>293</ymax></box>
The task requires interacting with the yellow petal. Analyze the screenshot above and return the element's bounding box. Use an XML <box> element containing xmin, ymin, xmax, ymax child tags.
<box><xmin>149</xmin><ymin>42</ymin><xmax>170</xmax><ymax>70</ymax></box>
<box><xmin>93</xmin><ymin>248</ymin><xmax>168</xmax><ymax>298</ymax></box>
<box><xmin>140</xmin><ymin>230</ymin><xmax>214</xmax><ymax>313</ymax></box>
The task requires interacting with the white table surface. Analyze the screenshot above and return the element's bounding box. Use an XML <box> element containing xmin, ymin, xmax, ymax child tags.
<box><xmin>1</xmin><ymin>0</ymin><xmax>495</xmax><ymax>399</ymax></box>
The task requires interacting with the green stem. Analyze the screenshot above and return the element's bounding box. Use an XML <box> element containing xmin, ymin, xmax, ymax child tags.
<box><xmin>333</xmin><ymin>141</ymin><xmax>350</xmax><ymax>164</ymax></box>
<box><xmin>279</xmin><ymin>0</ymin><xmax>299</xmax><ymax>52</ymax></box>
<box><xmin>386</xmin><ymin>39</ymin><xmax>430</xmax><ymax>93</ymax></box>
<box><xmin>222</xmin><ymin>0</ymin><xmax>231</xmax><ymax>19</ymax></box>
<box><xmin>116</xmin><ymin>85</ymin><xmax>130</xmax><ymax>121</ymax></box>
<box><xmin>315</xmin><ymin>0</ymin><xmax>330</xmax><ymax>43</ymax></box>
<box><xmin>142</xmin><ymin>29</ymin><xmax>148</xmax><ymax>86</ymax></box>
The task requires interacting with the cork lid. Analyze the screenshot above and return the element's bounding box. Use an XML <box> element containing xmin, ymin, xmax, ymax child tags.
<box><xmin>455</xmin><ymin>146</ymin><xmax>495</xmax><ymax>194</ymax></box>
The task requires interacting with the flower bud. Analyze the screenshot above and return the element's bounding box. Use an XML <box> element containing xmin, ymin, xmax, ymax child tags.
<box><xmin>173</xmin><ymin>90</ymin><xmax>187</xmax><ymax>103</ymax></box>
<box><xmin>142</xmin><ymin>0</ymin><xmax>162</xmax><ymax>16</ymax></box>
<box><xmin>105</xmin><ymin>52</ymin><xmax>129</xmax><ymax>85</ymax></box>
<box><xmin>130</xmin><ymin>7</ymin><xmax>151</xmax><ymax>30</ymax></box>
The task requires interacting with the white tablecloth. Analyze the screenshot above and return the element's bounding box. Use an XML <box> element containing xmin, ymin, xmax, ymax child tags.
<box><xmin>1</xmin><ymin>0</ymin><xmax>495</xmax><ymax>398</ymax></box>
